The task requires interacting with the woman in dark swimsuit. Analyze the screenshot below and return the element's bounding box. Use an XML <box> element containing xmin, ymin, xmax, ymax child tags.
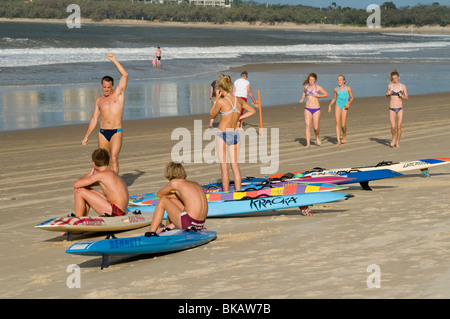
<box><xmin>299</xmin><ymin>73</ymin><xmax>329</xmax><ymax>148</ymax></box>
<box><xmin>386</xmin><ymin>69</ymin><xmax>408</xmax><ymax>148</ymax></box>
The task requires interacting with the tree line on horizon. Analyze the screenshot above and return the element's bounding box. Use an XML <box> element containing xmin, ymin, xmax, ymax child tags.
<box><xmin>0</xmin><ymin>0</ymin><xmax>448</xmax><ymax>27</ymax></box>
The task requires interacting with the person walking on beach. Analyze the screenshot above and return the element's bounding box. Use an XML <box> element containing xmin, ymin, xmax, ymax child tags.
<box><xmin>73</xmin><ymin>148</ymin><xmax>129</xmax><ymax>217</ymax></box>
<box><xmin>81</xmin><ymin>53</ymin><xmax>128</xmax><ymax>173</ymax></box>
<box><xmin>232</xmin><ymin>71</ymin><xmax>257</xmax><ymax>129</ymax></box>
<box><xmin>386</xmin><ymin>69</ymin><xmax>408</xmax><ymax>148</ymax></box>
<box><xmin>299</xmin><ymin>73</ymin><xmax>328</xmax><ymax>148</ymax></box>
<box><xmin>210</xmin><ymin>75</ymin><xmax>256</xmax><ymax>192</ymax></box>
<box><xmin>328</xmin><ymin>74</ymin><xmax>354</xmax><ymax>146</ymax></box>
<box><xmin>155</xmin><ymin>46</ymin><xmax>162</xmax><ymax>67</ymax></box>
<box><xmin>209</xmin><ymin>74</ymin><xmax>224</xmax><ymax>128</ymax></box>
<box><xmin>144</xmin><ymin>162</ymin><xmax>208</xmax><ymax>236</ymax></box>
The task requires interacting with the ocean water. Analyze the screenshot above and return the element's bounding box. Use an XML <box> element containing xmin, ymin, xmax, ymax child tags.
<box><xmin>1</xmin><ymin>21</ymin><xmax>449</xmax><ymax>132</ymax></box>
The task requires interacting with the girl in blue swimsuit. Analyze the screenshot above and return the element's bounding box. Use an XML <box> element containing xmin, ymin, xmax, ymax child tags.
<box><xmin>328</xmin><ymin>74</ymin><xmax>354</xmax><ymax>146</ymax></box>
<box><xmin>385</xmin><ymin>69</ymin><xmax>408</xmax><ymax>148</ymax></box>
<box><xmin>209</xmin><ymin>75</ymin><xmax>256</xmax><ymax>191</ymax></box>
<box><xmin>299</xmin><ymin>73</ymin><xmax>329</xmax><ymax>148</ymax></box>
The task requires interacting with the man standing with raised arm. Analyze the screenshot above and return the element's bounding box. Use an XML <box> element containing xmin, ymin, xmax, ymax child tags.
<box><xmin>81</xmin><ymin>53</ymin><xmax>128</xmax><ymax>173</ymax></box>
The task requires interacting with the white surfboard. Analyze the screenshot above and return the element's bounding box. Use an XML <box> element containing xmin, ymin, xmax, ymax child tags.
<box><xmin>35</xmin><ymin>210</ymin><xmax>152</xmax><ymax>234</ymax></box>
<box><xmin>290</xmin><ymin>158</ymin><xmax>450</xmax><ymax>179</ymax></box>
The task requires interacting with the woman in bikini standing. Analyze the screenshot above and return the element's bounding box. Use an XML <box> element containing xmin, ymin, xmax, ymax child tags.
<box><xmin>386</xmin><ymin>69</ymin><xmax>408</xmax><ymax>148</ymax></box>
<box><xmin>299</xmin><ymin>73</ymin><xmax>329</xmax><ymax>148</ymax></box>
<box><xmin>210</xmin><ymin>75</ymin><xmax>256</xmax><ymax>192</ymax></box>
<box><xmin>328</xmin><ymin>74</ymin><xmax>354</xmax><ymax>146</ymax></box>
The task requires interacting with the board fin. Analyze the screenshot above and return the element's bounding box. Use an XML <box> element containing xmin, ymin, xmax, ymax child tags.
<box><xmin>360</xmin><ymin>181</ymin><xmax>372</xmax><ymax>191</ymax></box>
<box><xmin>420</xmin><ymin>168</ymin><xmax>430</xmax><ymax>177</ymax></box>
<box><xmin>101</xmin><ymin>254</ymin><xmax>109</xmax><ymax>270</ymax></box>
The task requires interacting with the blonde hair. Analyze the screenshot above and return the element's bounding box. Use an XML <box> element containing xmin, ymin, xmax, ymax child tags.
<box><xmin>337</xmin><ymin>74</ymin><xmax>346</xmax><ymax>83</ymax></box>
<box><xmin>303</xmin><ymin>73</ymin><xmax>317</xmax><ymax>86</ymax></box>
<box><xmin>217</xmin><ymin>75</ymin><xmax>233</xmax><ymax>93</ymax></box>
<box><xmin>165</xmin><ymin>161</ymin><xmax>187</xmax><ymax>180</ymax></box>
<box><xmin>389</xmin><ymin>69</ymin><xmax>400</xmax><ymax>82</ymax></box>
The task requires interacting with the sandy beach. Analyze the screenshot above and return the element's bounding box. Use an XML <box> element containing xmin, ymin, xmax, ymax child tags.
<box><xmin>1</xmin><ymin>84</ymin><xmax>449</xmax><ymax>299</ymax></box>
<box><xmin>2</xmin><ymin>17</ymin><xmax>450</xmax><ymax>34</ymax></box>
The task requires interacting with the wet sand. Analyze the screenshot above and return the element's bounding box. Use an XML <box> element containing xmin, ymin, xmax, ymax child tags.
<box><xmin>2</xmin><ymin>18</ymin><xmax>450</xmax><ymax>34</ymax></box>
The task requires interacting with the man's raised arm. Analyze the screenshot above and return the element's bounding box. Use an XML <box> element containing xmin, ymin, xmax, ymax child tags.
<box><xmin>106</xmin><ymin>53</ymin><xmax>128</xmax><ymax>94</ymax></box>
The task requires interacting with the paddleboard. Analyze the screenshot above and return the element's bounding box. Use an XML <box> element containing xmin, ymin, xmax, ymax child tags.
<box><xmin>132</xmin><ymin>191</ymin><xmax>351</xmax><ymax>216</ymax></box>
<box><xmin>265</xmin><ymin>169</ymin><xmax>402</xmax><ymax>191</ymax></box>
<box><xmin>35</xmin><ymin>210</ymin><xmax>152</xmax><ymax>233</ymax></box>
<box><xmin>347</xmin><ymin>158</ymin><xmax>450</xmax><ymax>177</ymax></box>
<box><xmin>131</xmin><ymin>182</ymin><xmax>347</xmax><ymax>206</ymax></box>
<box><xmin>201</xmin><ymin>175</ymin><xmax>353</xmax><ymax>192</ymax></box>
<box><xmin>268</xmin><ymin>158</ymin><xmax>450</xmax><ymax>181</ymax></box>
<box><xmin>129</xmin><ymin>176</ymin><xmax>354</xmax><ymax>206</ymax></box>
<box><xmin>201</xmin><ymin>167</ymin><xmax>402</xmax><ymax>192</ymax></box>
<box><xmin>66</xmin><ymin>228</ymin><xmax>217</xmax><ymax>269</ymax></box>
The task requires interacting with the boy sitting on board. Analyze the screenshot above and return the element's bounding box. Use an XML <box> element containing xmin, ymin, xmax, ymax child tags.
<box><xmin>73</xmin><ymin>148</ymin><xmax>129</xmax><ymax>217</ymax></box>
<box><xmin>145</xmin><ymin>162</ymin><xmax>208</xmax><ymax>237</ymax></box>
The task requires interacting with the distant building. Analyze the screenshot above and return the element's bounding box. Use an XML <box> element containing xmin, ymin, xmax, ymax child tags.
<box><xmin>133</xmin><ymin>0</ymin><xmax>232</xmax><ymax>6</ymax></box>
<box><xmin>189</xmin><ymin>0</ymin><xmax>232</xmax><ymax>8</ymax></box>
<box><xmin>135</xmin><ymin>0</ymin><xmax>233</xmax><ymax>7</ymax></box>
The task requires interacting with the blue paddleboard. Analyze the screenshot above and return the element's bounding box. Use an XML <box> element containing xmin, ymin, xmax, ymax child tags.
<box><xmin>130</xmin><ymin>191</ymin><xmax>350</xmax><ymax>216</ymax></box>
<box><xmin>327</xmin><ymin>169</ymin><xmax>402</xmax><ymax>190</ymax></box>
<box><xmin>66</xmin><ymin>229</ymin><xmax>217</xmax><ymax>269</ymax></box>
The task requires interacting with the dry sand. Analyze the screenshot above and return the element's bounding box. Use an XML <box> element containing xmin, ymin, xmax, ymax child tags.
<box><xmin>0</xmin><ymin>90</ymin><xmax>450</xmax><ymax>299</ymax></box>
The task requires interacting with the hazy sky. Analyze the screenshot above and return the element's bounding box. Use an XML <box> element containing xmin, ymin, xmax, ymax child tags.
<box><xmin>253</xmin><ymin>0</ymin><xmax>445</xmax><ymax>9</ymax></box>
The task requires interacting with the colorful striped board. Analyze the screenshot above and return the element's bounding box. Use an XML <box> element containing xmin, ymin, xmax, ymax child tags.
<box><xmin>201</xmin><ymin>175</ymin><xmax>353</xmax><ymax>192</ymax></box>
<box><xmin>202</xmin><ymin>169</ymin><xmax>401</xmax><ymax>192</ymax></box>
<box><xmin>66</xmin><ymin>229</ymin><xmax>217</xmax><ymax>269</ymax></box>
<box><xmin>35</xmin><ymin>210</ymin><xmax>152</xmax><ymax>239</ymax></box>
<box><xmin>131</xmin><ymin>191</ymin><xmax>351</xmax><ymax>217</ymax></box>
<box><xmin>264</xmin><ymin>169</ymin><xmax>403</xmax><ymax>191</ymax></box>
<box><xmin>131</xmin><ymin>182</ymin><xmax>346</xmax><ymax>207</ymax></box>
<box><xmin>129</xmin><ymin>176</ymin><xmax>354</xmax><ymax>206</ymax></box>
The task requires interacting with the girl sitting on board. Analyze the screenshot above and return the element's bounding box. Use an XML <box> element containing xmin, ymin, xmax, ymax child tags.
<box><xmin>328</xmin><ymin>74</ymin><xmax>354</xmax><ymax>146</ymax></box>
<box><xmin>299</xmin><ymin>73</ymin><xmax>329</xmax><ymax>148</ymax></box>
